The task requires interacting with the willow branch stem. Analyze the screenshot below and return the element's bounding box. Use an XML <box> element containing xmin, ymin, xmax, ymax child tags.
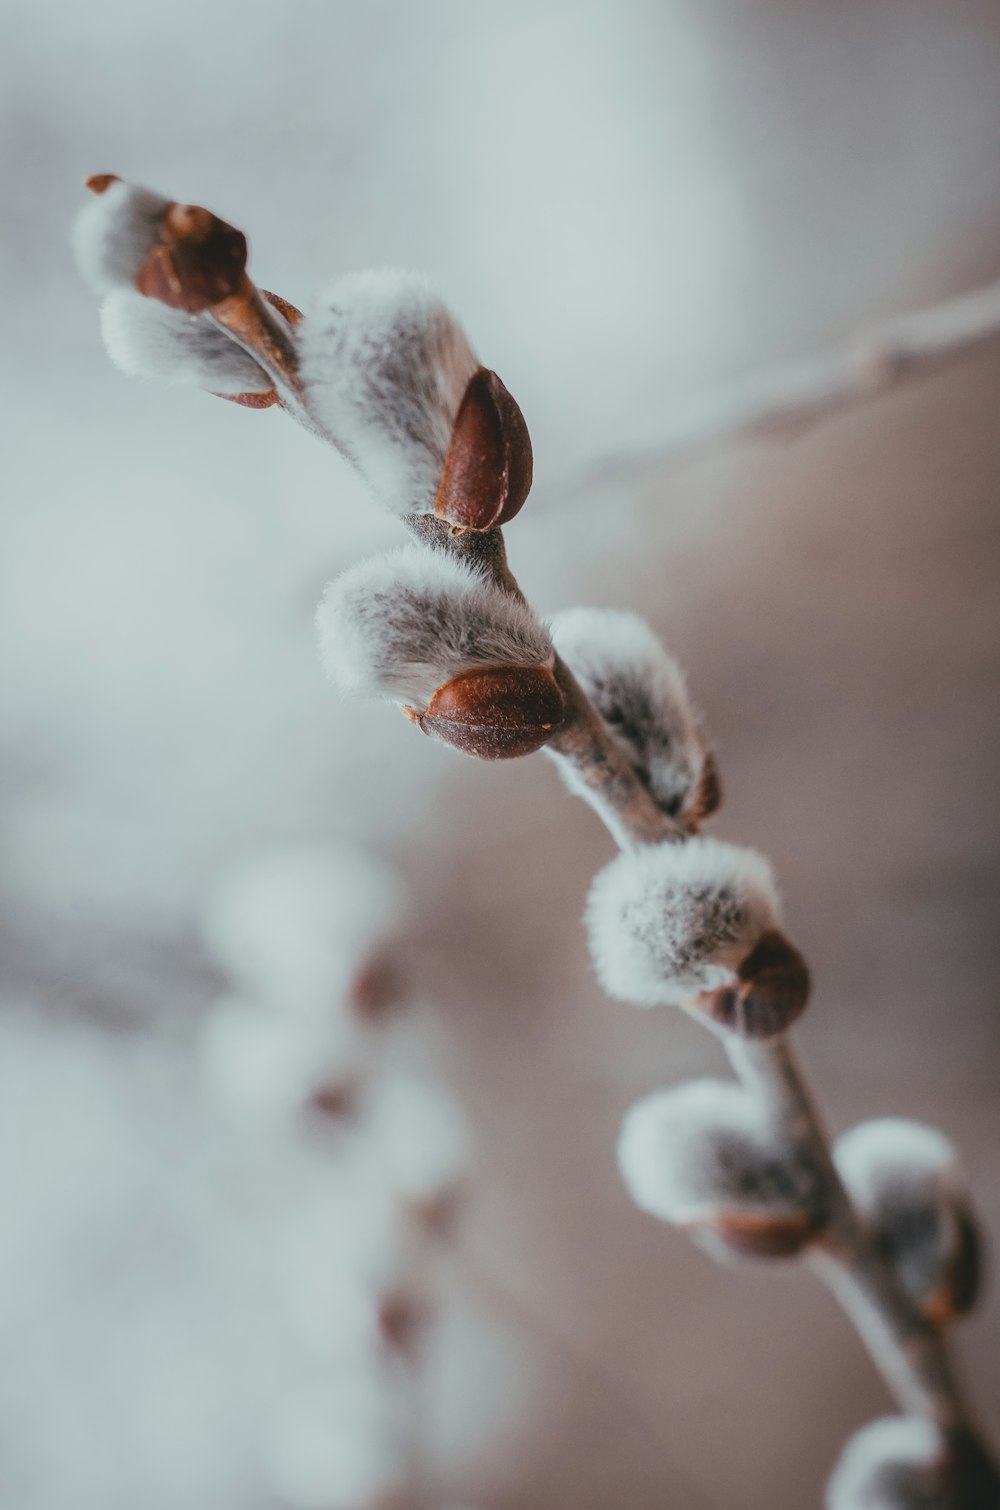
<box><xmin>572</xmin><ymin>273</ymin><xmax>1000</xmax><ymax>490</ymax></box>
<box><xmin>275</xmin><ymin>294</ymin><xmax>994</xmax><ymax>1452</ymax></box>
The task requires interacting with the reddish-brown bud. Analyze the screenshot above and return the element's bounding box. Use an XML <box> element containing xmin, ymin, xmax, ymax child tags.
<box><xmin>407</xmin><ymin>663</ymin><xmax>564</xmax><ymax>759</ymax></box>
<box><xmin>434</xmin><ymin>367</ymin><xmax>533</xmax><ymax>532</ymax></box>
<box><xmin>377</xmin><ymin>1291</ymin><xmax>427</xmax><ymax>1356</ymax></box>
<box><xmin>85</xmin><ymin>172</ymin><xmax>120</xmax><ymax>195</ymax></box>
<box><xmin>306</xmin><ymin>1081</ymin><xmax>358</xmax><ymax>1121</ymax></box>
<box><xmin>708</xmin><ymin>1208</ymin><xmax>820</xmax><ymax>1259</ymax></box>
<box><xmin>697</xmin><ymin>929</ymin><xmax>811</xmax><ymax>1039</ymax></box>
<box><xmin>135</xmin><ymin>201</ymin><xmax>248</xmax><ymax>314</ymax></box>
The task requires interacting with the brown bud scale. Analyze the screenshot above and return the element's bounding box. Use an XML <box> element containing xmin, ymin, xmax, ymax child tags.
<box><xmin>85</xmin><ymin>172</ymin><xmax>120</xmax><ymax>195</ymax></box>
<box><xmin>136</xmin><ymin>201</ymin><xmax>248</xmax><ymax>314</ymax></box>
<box><xmin>684</xmin><ymin>750</ymin><xmax>723</xmax><ymax>830</ymax></box>
<box><xmin>697</xmin><ymin>929</ymin><xmax>811</xmax><ymax>1039</ymax></box>
<box><xmin>709</xmin><ymin>1208</ymin><xmax>819</xmax><ymax>1259</ymax></box>
<box><xmin>413</xmin><ymin>663</ymin><xmax>563</xmax><ymax>760</ymax></box>
<box><xmin>261</xmin><ymin>288</ymin><xmax>304</xmax><ymax>327</ymax></box>
<box><xmin>213</xmin><ymin>388</ymin><xmax>279</xmax><ymax>409</ymax></box>
<box><xmin>378</xmin><ymin>1292</ymin><xmax>427</xmax><ymax>1356</ymax></box>
<box><xmin>434</xmin><ymin>367</ymin><xmax>533</xmax><ymax>532</ymax></box>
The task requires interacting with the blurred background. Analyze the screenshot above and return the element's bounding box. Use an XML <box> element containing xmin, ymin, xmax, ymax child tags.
<box><xmin>2</xmin><ymin>0</ymin><xmax>1000</xmax><ymax>1505</ymax></box>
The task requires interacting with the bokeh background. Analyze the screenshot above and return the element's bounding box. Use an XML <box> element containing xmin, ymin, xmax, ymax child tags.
<box><xmin>2</xmin><ymin>1</ymin><xmax>1000</xmax><ymax>1505</ymax></box>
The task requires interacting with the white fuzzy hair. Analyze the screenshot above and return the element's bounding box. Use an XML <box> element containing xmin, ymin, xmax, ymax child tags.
<box><xmin>199</xmin><ymin>995</ymin><xmax>373</xmax><ymax>1131</ymax></box>
<box><xmin>618</xmin><ymin>1079</ymin><xmax>818</xmax><ymax>1225</ymax></box>
<box><xmin>834</xmin><ymin>1119</ymin><xmax>959</xmax><ymax>1211</ymax></box>
<box><xmin>264</xmin><ymin>1375</ymin><xmax>405</xmax><ymax>1510</ymax></box>
<box><xmin>100</xmin><ymin>289</ymin><xmax>271</xmax><ymax>394</ymax></box>
<box><xmin>363</xmin><ymin>1074</ymin><xmax>469</xmax><ymax>1206</ymax></box>
<box><xmin>825</xmin><ymin>1416</ymin><xmax>944</xmax><ymax>1510</ymax></box>
<box><xmin>72</xmin><ymin>179</ymin><xmax>170</xmax><ymax>295</ymax></box>
<box><xmin>298</xmin><ymin>269</ymin><xmax>479</xmax><ymax>514</ymax></box>
<box><xmin>201</xmin><ymin>842</ymin><xmax>409</xmax><ymax>1012</ymax></box>
<box><xmin>551</xmin><ymin>608</ymin><xmax>707</xmax><ymax>817</ymax></box>
<box><xmin>586</xmin><ymin>838</ymin><xmax>780</xmax><ymax>1008</ymax></box>
<box><xmin>316</xmin><ymin>545</ymin><xmax>552</xmax><ymax>705</ymax></box>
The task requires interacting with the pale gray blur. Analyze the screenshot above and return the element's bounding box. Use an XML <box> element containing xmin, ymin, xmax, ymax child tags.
<box><xmin>2</xmin><ymin>1</ymin><xmax>1000</xmax><ymax>1506</ymax></box>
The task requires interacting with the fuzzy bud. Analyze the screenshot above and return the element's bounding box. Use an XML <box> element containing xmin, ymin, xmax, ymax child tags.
<box><xmin>198</xmin><ymin>996</ymin><xmax>373</xmax><ymax>1131</ymax></box>
<box><xmin>299</xmin><ymin>270</ymin><xmax>532</xmax><ymax>526</ymax></box>
<box><xmin>264</xmin><ymin>1377</ymin><xmax>406</xmax><ymax>1510</ymax></box>
<box><xmin>364</xmin><ymin>1075</ymin><xmax>470</xmax><ymax>1220</ymax></box>
<box><xmin>100</xmin><ymin>288</ymin><xmax>273</xmax><ymax>397</ymax></box>
<box><xmin>618</xmin><ymin>1079</ymin><xmax>824</xmax><ymax>1257</ymax></box>
<box><xmin>551</xmin><ymin>608</ymin><xmax>717</xmax><ymax>824</ymax></box>
<box><xmin>75</xmin><ymin>174</ymin><xmax>247</xmax><ymax>313</ymax></box>
<box><xmin>834</xmin><ymin>1119</ymin><xmax>981</xmax><ymax>1326</ymax></box>
<box><xmin>316</xmin><ymin>546</ymin><xmax>559</xmax><ymax>758</ymax></box>
<box><xmin>74</xmin><ymin>176</ymin><xmax>172</xmax><ymax>295</ymax></box>
<box><xmin>826</xmin><ymin>1417</ymin><xmax>1000</xmax><ymax>1510</ymax></box>
<box><xmin>202</xmin><ymin>844</ymin><xmax>408</xmax><ymax>1015</ymax></box>
<box><xmin>586</xmin><ymin>838</ymin><xmax>808</xmax><ymax>1036</ymax></box>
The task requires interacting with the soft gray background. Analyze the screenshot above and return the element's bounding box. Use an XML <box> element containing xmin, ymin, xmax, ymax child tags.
<box><xmin>2</xmin><ymin>1</ymin><xmax>1000</xmax><ymax>1506</ymax></box>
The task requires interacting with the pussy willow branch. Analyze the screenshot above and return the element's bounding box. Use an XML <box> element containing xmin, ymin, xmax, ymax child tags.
<box><xmin>408</xmin><ymin>519</ymin><xmax>991</xmax><ymax>1451</ymax></box>
<box><xmin>184</xmin><ymin>270</ymin><xmax>991</xmax><ymax>1447</ymax></box>
<box><xmin>575</xmin><ymin>272</ymin><xmax>1000</xmax><ymax>487</ymax></box>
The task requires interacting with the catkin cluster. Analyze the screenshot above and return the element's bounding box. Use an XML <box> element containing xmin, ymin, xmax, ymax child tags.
<box><xmin>74</xmin><ymin>175</ymin><xmax>997</xmax><ymax>1510</ymax></box>
<box><xmin>200</xmin><ymin>843</ymin><xmax>470</xmax><ymax>1510</ymax></box>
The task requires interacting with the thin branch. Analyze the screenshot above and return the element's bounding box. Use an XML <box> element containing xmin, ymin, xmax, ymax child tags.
<box><xmin>577</xmin><ymin>274</ymin><xmax>1000</xmax><ymax>487</ymax></box>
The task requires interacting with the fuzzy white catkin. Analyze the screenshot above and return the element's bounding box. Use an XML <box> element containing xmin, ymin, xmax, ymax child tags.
<box><xmin>834</xmin><ymin>1119</ymin><xmax>969</xmax><ymax>1314</ymax></box>
<box><xmin>72</xmin><ymin>179</ymin><xmax>170</xmax><ymax>295</ymax></box>
<box><xmin>618</xmin><ymin>1079</ymin><xmax>816</xmax><ymax>1226</ymax></box>
<box><xmin>586</xmin><ymin>838</ymin><xmax>780</xmax><ymax>1008</ymax></box>
<box><xmin>550</xmin><ymin>608</ymin><xmax>707</xmax><ymax>816</ymax></box>
<box><xmin>316</xmin><ymin>544</ymin><xmax>553</xmax><ymax>706</ymax></box>
<box><xmin>201</xmin><ymin>843</ymin><xmax>408</xmax><ymax>1013</ymax></box>
<box><xmin>299</xmin><ymin>268</ymin><xmax>479</xmax><ymax>513</ymax></box>
<box><xmin>826</xmin><ymin>1416</ymin><xmax>946</xmax><ymax>1510</ymax></box>
<box><xmin>264</xmin><ymin>1375</ymin><xmax>404</xmax><ymax>1510</ymax></box>
<box><xmin>198</xmin><ymin>996</ymin><xmax>372</xmax><ymax>1130</ymax></box>
<box><xmin>364</xmin><ymin>1074</ymin><xmax>469</xmax><ymax>1208</ymax></box>
<box><xmin>834</xmin><ymin>1119</ymin><xmax>959</xmax><ymax>1211</ymax></box>
<box><xmin>100</xmin><ymin>289</ymin><xmax>272</xmax><ymax>394</ymax></box>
